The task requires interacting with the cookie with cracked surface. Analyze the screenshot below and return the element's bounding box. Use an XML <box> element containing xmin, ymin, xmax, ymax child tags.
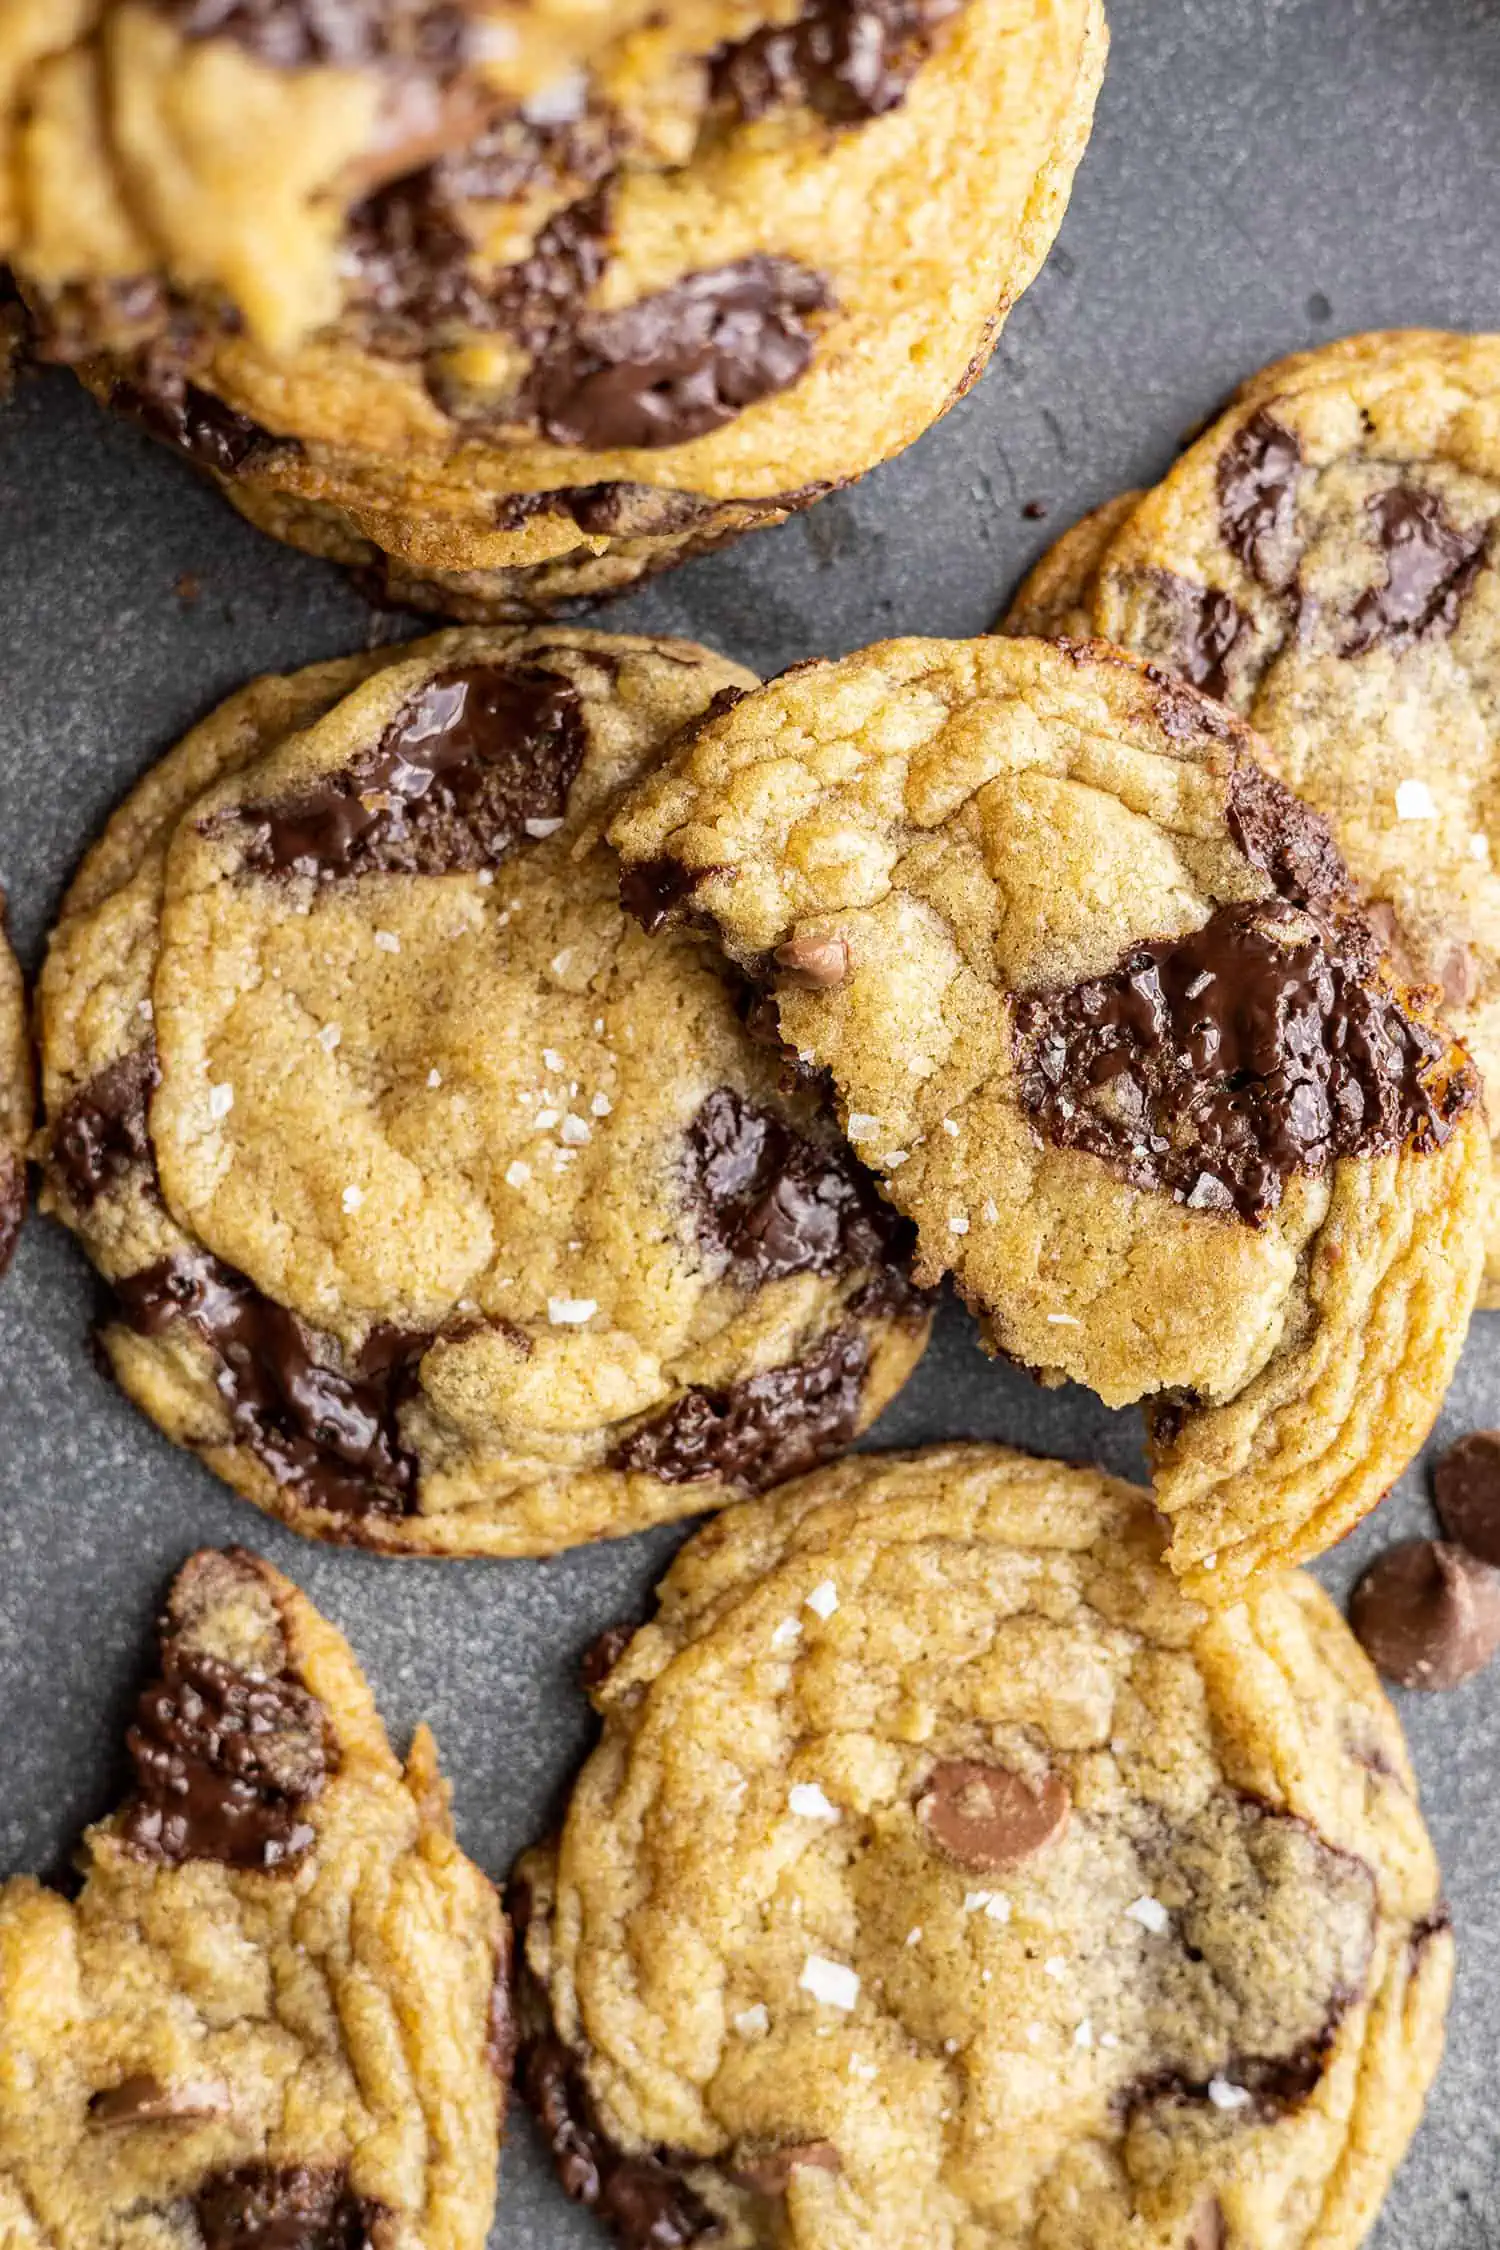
<box><xmin>26</xmin><ymin>0</ymin><xmax>1104</xmax><ymax>614</ymax></box>
<box><xmin>513</xmin><ymin>1443</ymin><xmax>1451</xmax><ymax>2250</ymax></box>
<box><xmin>999</xmin><ymin>333</ymin><xmax>1500</xmax><ymax>1306</ymax></box>
<box><xmin>35</xmin><ymin>626</ymin><xmax>929</xmax><ymax>1556</ymax></box>
<box><xmin>0</xmin><ymin>889</ymin><xmax>32</xmax><ymax>1274</ymax></box>
<box><xmin>0</xmin><ymin>1546</ymin><xmax>506</xmax><ymax>2247</ymax></box>
<box><xmin>608</xmin><ymin>634</ymin><xmax>1488</xmax><ymax>1598</ymax></box>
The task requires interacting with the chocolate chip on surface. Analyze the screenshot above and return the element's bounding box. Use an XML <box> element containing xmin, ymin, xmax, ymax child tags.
<box><xmin>731</xmin><ymin>2140</ymin><xmax>842</xmax><ymax>2194</ymax></box>
<box><xmin>89</xmin><ymin>2071</ymin><xmax>233</xmax><ymax>2124</ymax></box>
<box><xmin>774</xmin><ymin>930</ymin><xmax>850</xmax><ymax>988</ymax></box>
<box><xmin>1433</xmin><ymin>1431</ymin><xmax>1500</xmax><ymax>1567</ymax></box>
<box><xmin>1350</xmin><ymin>1539</ymin><xmax>1500</xmax><ymax>1689</ymax></box>
<box><xmin>915</xmin><ymin>1758</ymin><xmax>1070</xmax><ymax>1870</ymax></box>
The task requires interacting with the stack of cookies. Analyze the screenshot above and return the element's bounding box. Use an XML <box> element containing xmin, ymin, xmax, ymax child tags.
<box><xmin>0</xmin><ymin>0</ymin><xmax>1106</xmax><ymax>613</ymax></box>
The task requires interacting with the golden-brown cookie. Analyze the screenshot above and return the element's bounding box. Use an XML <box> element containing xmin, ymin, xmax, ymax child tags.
<box><xmin>0</xmin><ymin>1546</ymin><xmax>506</xmax><ymax>2245</ymax></box>
<box><xmin>608</xmin><ymin>634</ymin><xmax>1488</xmax><ymax>1597</ymax></box>
<box><xmin>35</xmin><ymin>627</ymin><xmax>930</xmax><ymax>1555</ymax></box>
<box><xmin>515</xmin><ymin>1444</ymin><xmax>1452</xmax><ymax>2250</ymax></box>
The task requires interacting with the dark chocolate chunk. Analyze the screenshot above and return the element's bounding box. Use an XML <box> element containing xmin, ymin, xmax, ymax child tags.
<box><xmin>1217</xmin><ymin>409</ymin><xmax>1302</xmax><ymax>591</ymax></box>
<box><xmin>579</xmin><ymin>1621</ymin><xmax>636</xmax><ymax>1690</ymax></box>
<box><xmin>1350</xmin><ymin>1539</ymin><xmax>1500</xmax><ymax>1689</ymax></box>
<box><xmin>618</xmin><ymin>858</ymin><xmax>705</xmax><ymax>934</ymax></box>
<box><xmin>612</xmin><ymin>1326</ymin><xmax>869</xmax><ymax>1492</ymax></box>
<box><xmin>122</xmin><ymin>1643</ymin><xmax>330</xmax><ymax>1869</ymax></box>
<box><xmin>221</xmin><ymin>662</ymin><xmax>584</xmax><ymax>879</ymax></box>
<box><xmin>161</xmin><ymin>0</ymin><xmax>470</xmax><ymax>69</ymax></box>
<box><xmin>712</xmin><ymin>0</ymin><xmax>962</xmax><ymax>123</ymax></box>
<box><xmin>1144</xmin><ymin>570</ymin><xmax>1253</xmax><ymax>701</ymax></box>
<box><xmin>520</xmin><ymin>2032</ymin><xmax>716</xmax><ymax>2249</ymax></box>
<box><xmin>1225</xmin><ymin>759</ymin><xmax>1346</xmax><ymax>912</ymax></box>
<box><xmin>52</xmin><ymin>1044</ymin><xmax>159</xmax><ymax>1206</ymax></box>
<box><xmin>1433</xmin><ymin>1430</ymin><xmax>1500</xmax><ymax>1567</ymax></box>
<box><xmin>1013</xmin><ymin>898</ymin><xmax>1471</xmax><ymax>1223</ymax></box>
<box><xmin>113</xmin><ymin>1251</ymin><xmax>422</xmax><ymax>1518</ymax></box>
<box><xmin>1342</xmin><ymin>486</ymin><xmax>1488</xmax><ymax>656</ymax></box>
<box><xmin>524</xmin><ymin>257</ymin><xmax>831</xmax><ymax>450</ymax></box>
<box><xmin>1126</xmin><ymin>2036</ymin><xmax>1334</xmax><ymax>2123</ymax></box>
<box><xmin>683</xmin><ymin>1086</ymin><xmax>905</xmax><ymax>1287</ymax></box>
<box><xmin>915</xmin><ymin>1759</ymin><xmax>1070</xmax><ymax>1870</ymax></box>
<box><xmin>196</xmin><ymin>2166</ymin><xmax>387</xmax><ymax>2250</ymax></box>
<box><xmin>110</xmin><ymin>361</ymin><xmax>283</xmax><ymax>477</ymax></box>
<box><xmin>0</xmin><ymin>1146</ymin><xmax>24</xmax><ymax>1275</ymax></box>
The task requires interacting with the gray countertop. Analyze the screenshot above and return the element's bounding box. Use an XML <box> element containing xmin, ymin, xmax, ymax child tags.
<box><xmin>1</xmin><ymin>2</ymin><xmax>1497</xmax><ymax>2241</ymax></box>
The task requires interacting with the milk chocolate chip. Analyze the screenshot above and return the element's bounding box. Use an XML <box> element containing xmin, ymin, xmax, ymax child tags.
<box><xmin>1342</xmin><ymin>486</ymin><xmax>1487</xmax><ymax>656</ymax></box>
<box><xmin>731</xmin><ymin>2141</ymin><xmax>841</xmax><ymax>2194</ymax></box>
<box><xmin>195</xmin><ymin>2164</ymin><xmax>387</xmax><ymax>2250</ymax></box>
<box><xmin>1013</xmin><ymin>898</ymin><xmax>1471</xmax><ymax>1223</ymax></box>
<box><xmin>525</xmin><ymin>258</ymin><xmax>831</xmax><ymax>449</ymax></box>
<box><xmin>224</xmin><ymin>662</ymin><xmax>584</xmax><ymax>879</ymax></box>
<box><xmin>1433</xmin><ymin>1430</ymin><xmax>1500</xmax><ymax>1567</ymax></box>
<box><xmin>122</xmin><ymin>1641</ymin><xmax>331</xmax><ymax>1869</ymax></box>
<box><xmin>1351</xmin><ymin>1539</ymin><xmax>1500</xmax><ymax>1688</ymax></box>
<box><xmin>915</xmin><ymin>1759</ymin><xmax>1070</xmax><ymax>1870</ymax></box>
<box><xmin>774</xmin><ymin>930</ymin><xmax>850</xmax><ymax>988</ymax></box>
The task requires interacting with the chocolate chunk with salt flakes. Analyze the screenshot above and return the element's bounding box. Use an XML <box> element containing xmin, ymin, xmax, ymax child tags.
<box><xmin>53</xmin><ymin>1043</ymin><xmax>159</xmax><ymax>1205</ymax></box>
<box><xmin>113</xmin><ymin>1250</ymin><xmax>423</xmax><ymax>1519</ymax></box>
<box><xmin>731</xmin><ymin>2141</ymin><xmax>842</xmax><ymax>2194</ymax></box>
<box><xmin>774</xmin><ymin>930</ymin><xmax>850</xmax><ymax>988</ymax></box>
<box><xmin>1351</xmin><ymin>1539</ymin><xmax>1500</xmax><ymax>1689</ymax></box>
<box><xmin>525</xmin><ymin>257</ymin><xmax>831</xmax><ymax>450</ymax></box>
<box><xmin>90</xmin><ymin>2071</ymin><xmax>232</xmax><ymax>2124</ymax></box>
<box><xmin>1012</xmin><ymin>897</ymin><xmax>1470</xmax><ymax>1224</ymax></box>
<box><xmin>684</xmin><ymin>1087</ymin><xmax>905</xmax><ymax>1287</ymax></box>
<box><xmin>122</xmin><ymin>1642</ymin><xmax>330</xmax><ymax>1869</ymax></box>
<box><xmin>915</xmin><ymin>1759</ymin><xmax>1069</xmax><ymax>1870</ymax></box>
<box><xmin>1434</xmin><ymin>1430</ymin><xmax>1500</xmax><ymax>1567</ymax></box>
<box><xmin>1217</xmin><ymin>408</ymin><xmax>1303</xmax><ymax>592</ymax></box>
<box><xmin>1342</xmin><ymin>486</ymin><xmax>1488</xmax><ymax>656</ymax></box>
<box><xmin>612</xmin><ymin>1327</ymin><xmax>869</xmax><ymax>1492</ymax></box>
<box><xmin>223</xmin><ymin>663</ymin><xmax>584</xmax><ymax>879</ymax></box>
<box><xmin>521</xmin><ymin>2032</ymin><xmax>716</xmax><ymax>2249</ymax></box>
<box><xmin>196</xmin><ymin>2164</ymin><xmax>387</xmax><ymax>2250</ymax></box>
<box><xmin>712</xmin><ymin>0</ymin><xmax>962</xmax><ymax>123</ymax></box>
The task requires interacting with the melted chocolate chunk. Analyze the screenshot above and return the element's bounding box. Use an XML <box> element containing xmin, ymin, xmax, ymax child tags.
<box><xmin>113</xmin><ymin>1251</ymin><xmax>422</xmax><ymax>1517</ymax></box>
<box><xmin>1225</xmin><ymin>760</ymin><xmax>1346</xmax><ymax>912</ymax></box>
<box><xmin>712</xmin><ymin>0</ymin><xmax>963</xmax><ymax>122</ymax></box>
<box><xmin>492</xmin><ymin>188</ymin><xmax>614</xmax><ymax>360</ymax></box>
<box><xmin>1342</xmin><ymin>486</ymin><xmax>1488</xmax><ymax>656</ymax></box>
<box><xmin>161</xmin><ymin>0</ymin><xmax>470</xmax><ymax>69</ymax></box>
<box><xmin>122</xmin><ymin>1643</ymin><xmax>330</xmax><ymax>1868</ymax></box>
<box><xmin>684</xmin><ymin>1087</ymin><xmax>905</xmax><ymax>1287</ymax></box>
<box><xmin>525</xmin><ymin>257</ymin><xmax>831</xmax><ymax>450</ymax></box>
<box><xmin>52</xmin><ymin>1045</ymin><xmax>159</xmax><ymax>1205</ymax></box>
<box><xmin>619</xmin><ymin>858</ymin><xmax>706</xmax><ymax>934</ymax></box>
<box><xmin>521</xmin><ymin>2033</ymin><xmax>716</xmax><ymax>2249</ymax></box>
<box><xmin>1150</xmin><ymin>570</ymin><xmax>1253</xmax><ymax>700</ymax></box>
<box><xmin>110</xmin><ymin>361</ymin><xmax>282</xmax><ymax>477</ymax></box>
<box><xmin>1013</xmin><ymin>898</ymin><xmax>1469</xmax><ymax>1222</ymax></box>
<box><xmin>1126</xmin><ymin>2033</ymin><xmax>1337</xmax><ymax>2123</ymax></box>
<box><xmin>223</xmin><ymin>662</ymin><xmax>584</xmax><ymax>878</ymax></box>
<box><xmin>196</xmin><ymin>2166</ymin><xmax>386</xmax><ymax>2250</ymax></box>
<box><xmin>1217</xmin><ymin>409</ymin><xmax>1302</xmax><ymax>591</ymax></box>
<box><xmin>612</xmin><ymin>1326</ymin><xmax>869</xmax><ymax>1492</ymax></box>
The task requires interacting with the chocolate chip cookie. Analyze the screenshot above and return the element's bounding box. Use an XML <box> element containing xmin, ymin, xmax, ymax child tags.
<box><xmin>36</xmin><ymin>627</ymin><xmax>929</xmax><ymax>1554</ymax></box>
<box><xmin>0</xmin><ymin>890</ymin><xmax>32</xmax><ymax>1273</ymax></box>
<box><xmin>1001</xmin><ymin>331</ymin><xmax>1500</xmax><ymax>1306</ymax></box>
<box><xmin>0</xmin><ymin>1546</ymin><xmax>506</xmax><ymax>2245</ymax></box>
<box><xmin>14</xmin><ymin>0</ymin><xmax>1106</xmax><ymax>613</ymax></box>
<box><xmin>608</xmin><ymin>634</ymin><xmax>1488</xmax><ymax>1598</ymax></box>
<box><xmin>514</xmin><ymin>1444</ymin><xmax>1451</xmax><ymax>2250</ymax></box>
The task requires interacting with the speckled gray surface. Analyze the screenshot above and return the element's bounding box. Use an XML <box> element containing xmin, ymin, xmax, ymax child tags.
<box><xmin>1</xmin><ymin>0</ymin><xmax>1498</xmax><ymax>2241</ymax></box>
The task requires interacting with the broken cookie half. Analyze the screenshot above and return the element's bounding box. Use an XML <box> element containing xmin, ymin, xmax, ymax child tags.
<box><xmin>0</xmin><ymin>1549</ymin><xmax>507</xmax><ymax>2247</ymax></box>
<box><xmin>608</xmin><ymin>633</ymin><xmax>1489</xmax><ymax>1598</ymax></box>
<box><xmin>514</xmin><ymin>1445</ymin><xmax>1450</xmax><ymax>2250</ymax></box>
